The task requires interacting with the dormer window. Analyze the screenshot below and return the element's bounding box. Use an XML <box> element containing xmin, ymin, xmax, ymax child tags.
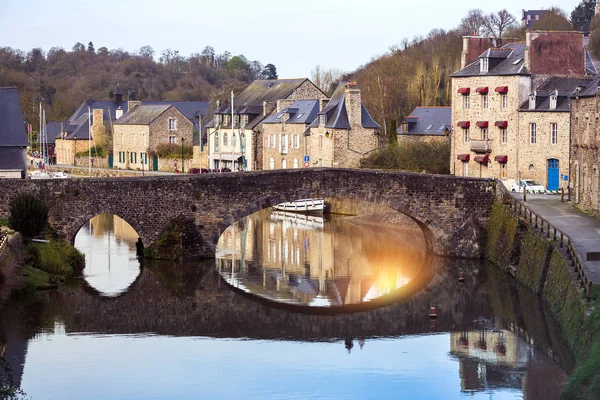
<box><xmin>549</xmin><ymin>92</ymin><xmax>558</xmax><ymax>110</ymax></box>
<box><xmin>319</xmin><ymin>114</ymin><xmax>326</xmax><ymax>126</ymax></box>
<box><xmin>214</xmin><ymin>114</ymin><xmax>220</xmax><ymax>127</ymax></box>
<box><xmin>529</xmin><ymin>92</ymin><xmax>536</xmax><ymax>110</ymax></box>
<box><xmin>480</xmin><ymin>57</ymin><xmax>489</xmax><ymax>73</ymax></box>
<box><xmin>241</xmin><ymin>114</ymin><xmax>248</xmax><ymax>128</ymax></box>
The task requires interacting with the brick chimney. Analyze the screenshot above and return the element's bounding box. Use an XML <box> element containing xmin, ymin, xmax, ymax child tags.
<box><xmin>319</xmin><ymin>99</ymin><xmax>329</xmax><ymax>112</ymax></box>
<box><xmin>525</xmin><ymin>31</ymin><xmax>584</xmax><ymax>75</ymax></box>
<box><xmin>92</xmin><ymin>109</ymin><xmax>103</xmax><ymax>127</ymax></box>
<box><xmin>345</xmin><ymin>82</ymin><xmax>362</xmax><ymax>127</ymax></box>
<box><xmin>128</xmin><ymin>100</ymin><xmax>142</xmax><ymax>111</ymax></box>
<box><xmin>276</xmin><ymin>99</ymin><xmax>295</xmax><ymax>112</ymax></box>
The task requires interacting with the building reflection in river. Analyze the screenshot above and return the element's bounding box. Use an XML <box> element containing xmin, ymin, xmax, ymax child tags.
<box><xmin>216</xmin><ymin>208</ymin><xmax>428</xmax><ymax>307</ymax></box>
<box><xmin>74</xmin><ymin>213</ymin><xmax>141</xmax><ymax>297</ymax></box>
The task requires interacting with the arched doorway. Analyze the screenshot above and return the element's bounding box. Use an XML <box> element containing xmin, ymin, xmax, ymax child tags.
<box><xmin>547</xmin><ymin>159</ymin><xmax>559</xmax><ymax>191</ymax></box>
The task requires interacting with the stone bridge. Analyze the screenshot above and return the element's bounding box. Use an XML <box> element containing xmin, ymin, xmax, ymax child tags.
<box><xmin>0</xmin><ymin>169</ymin><xmax>496</xmax><ymax>258</ymax></box>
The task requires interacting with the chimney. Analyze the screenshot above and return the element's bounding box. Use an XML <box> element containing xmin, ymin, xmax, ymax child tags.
<box><xmin>525</xmin><ymin>31</ymin><xmax>584</xmax><ymax>75</ymax></box>
<box><xmin>345</xmin><ymin>82</ymin><xmax>362</xmax><ymax>127</ymax></box>
<box><xmin>116</xmin><ymin>106</ymin><xmax>124</xmax><ymax>119</ymax></box>
<box><xmin>263</xmin><ymin>101</ymin><xmax>267</xmax><ymax>116</ymax></box>
<box><xmin>114</xmin><ymin>84</ymin><xmax>123</xmax><ymax>103</ymax></box>
<box><xmin>461</xmin><ymin>36</ymin><xmax>496</xmax><ymax>69</ymax></box>
<box><xmin>92</xmin><ymin>109</ymin><xmax>104</xmax><ymax>127</ymax></box>
<box><xmin>128</xmin><ymin>100</ymin><xmax>141</xmax><ymax>111</ymax></box>
<box><xmin>276</xmin><ymin>99</ymin><xmax>295</xmax><ymax>112</ymax></box>
<box><xmin>319</xmin><ymin>99</ymin><xmax>329</xmax><ymax>112</ymax></box>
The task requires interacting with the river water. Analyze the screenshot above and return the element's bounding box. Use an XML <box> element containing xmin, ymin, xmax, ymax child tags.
<box><xmin>0</xmin><ymin>210</ymin><xmax>573</xmax><ymax>399</ymax></box>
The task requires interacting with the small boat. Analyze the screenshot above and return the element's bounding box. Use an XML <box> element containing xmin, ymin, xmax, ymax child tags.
<box><xmin>29</xmin><ymin>171</ymin><xmax>51</xmax><ymax>179</ymax></box>
<box><xmin>273</xmin><ymin>198</ymin><xmax>325</xmax><ymax>213</ymax></box>
<box><xmin>270</xmin><ymin>210</ymin><xmax>325</xmax><ymax>230</ymax></box>
<box><xmin>51</xmin><ymin>171</ymin><xmax>70</xmax><ymax>179</ymax></box>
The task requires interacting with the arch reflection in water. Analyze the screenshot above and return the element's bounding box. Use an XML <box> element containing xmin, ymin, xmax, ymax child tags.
<box><xmin>74</xmin><ymin>213</ymin><xmax>141</xmax><ymax>297</ymax></box>
<box><xmin>216</xmin><ymin>208</ymin><xmax>430</xmax><ymax>308</ymax></box>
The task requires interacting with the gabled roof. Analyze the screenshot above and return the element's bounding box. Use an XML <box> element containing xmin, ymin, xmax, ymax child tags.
<box><xmin>451</xmin><ymin>42</ymin><xmax>529</xmax><ymax>78</ymax></box>
<box><xmin>0</xmin><ymin>87</ymin><xmax>28</xmax><ymax>147</ymax></box>
<box><xmin>59</xmin><ymin>99</ymin><xmax>128</xmax><ymax>140</ymax></box>
<box><xmin>40</xmin><ymin>121</ymin><xmax>66</xmax><ymax>145</ymax></box>
<box><xmin>521</xmin><ymin>76</ymin><xmax>592</xmax><ymax>110</ymax></box>
<box><xmin>309</xmin><ymin>82</ymin><xmax>380</xmax><ymax>130</ymax></box>
<box><xmin>397</xmin><ymin>107</ymin><xmax>451</xmax><ymax>136</ymax></box>
<box><xmin>144</xmin><ymin>101</ymin><xmax>210</xmax><ymax>123</ymax></box>
<box><xmin>113</xmin><ymin>104</ymin><xmax>172</xmax><ymax>125</ymax></box>
<box><xmin>570</xmin><ymin>74</ymin><xmax>600</xmax><ymax>97</ymax></box>
<box><xmin>263</xmin><ymin>100</ymin><xmax>320</xmax><ymax>125</ymax></box>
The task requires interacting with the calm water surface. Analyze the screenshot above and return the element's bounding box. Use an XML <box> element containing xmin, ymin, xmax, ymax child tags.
<box><xmin>0</xmin><ymin>211</ymin><xmax>573</xmax><ymax>399</ymax></box>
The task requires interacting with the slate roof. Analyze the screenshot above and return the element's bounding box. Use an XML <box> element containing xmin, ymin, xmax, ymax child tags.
<box><xmin>0</xmin><ymin>87</ymin><xmax>28</xmax><ymax>147</ymax></box>
<box><xmin>40</xmin><ymin>121</ymin><xmax>66</xmax><ymax>145</ymax></box>
<box><xmin>113</xmin><ymin>104</ymin><xmax>172</xmax><ymax>125</ymax></box>
<box><xmin>263</xmin><ymin>100</ymin><xmax>320</xmax><ymax>125</ymax></box>
<box><xmin>58</xmin><ymin>99</ymin><xmax>128</xmax><ymax>140</ymax></box>
<box><xmin>144</xmin><ymin>101</ymin><xmax>209</xmax><ymax>124</ymax></box>
<box><xmin>309</xmin><ymin>82</ymin><xmax>380</xmax><ymax>130</ymax></box>
<box><xmin>571</xmin><ymin>74</ymin><xmax>600</xmax><ymax>97</ymax></box>
<box><xmin>521</xmin><ymin>76</ymin><xmax>592</xmax><ymax>110</ymax></box>
<box><xmin>522</xmin><ymin>10</ymin><xmax>550</xmax><ymax>29</ymax></box>
<box><xmin>397</xmin><ymin>107</ymin><xmax>451</xmax><ymax>136</ymax></box>
<box><xmin>451</xmin><ymin>43</ymin><xmax>529</xmax><ymax>78</ymax></box>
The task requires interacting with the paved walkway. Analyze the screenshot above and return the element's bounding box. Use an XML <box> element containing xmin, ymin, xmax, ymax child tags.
<box><xmin>512</xmin><ymin>193</ymin><xmax>600</xmax><ymax>283</ymax></box>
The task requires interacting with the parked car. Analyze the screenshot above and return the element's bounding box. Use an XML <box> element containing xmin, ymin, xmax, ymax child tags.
<box><xmin>511</xmin><ymin>179</ymin><xmax>547</xmax><ymax>193</ymax></box>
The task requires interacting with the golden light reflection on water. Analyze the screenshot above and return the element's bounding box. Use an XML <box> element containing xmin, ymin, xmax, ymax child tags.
<box><xmin>216</xmin><ymin>208</ymin><xmax>429</xmax><ymax>307</ymax></box>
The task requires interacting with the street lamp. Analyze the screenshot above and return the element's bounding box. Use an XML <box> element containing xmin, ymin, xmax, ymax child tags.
<box><xmin>142</xmin><ymin>132</ymin><xmax>145</xmax><ymax>176</ymax></box>
<box><xmin>73</xmin><ymin>134</ymin><xmax>77</xmax><ymax>166</ymax></box>
<box><xmin>181</xmin><ymin>137</ymin><xmax>185</xmax><ymax>174</ymax></box>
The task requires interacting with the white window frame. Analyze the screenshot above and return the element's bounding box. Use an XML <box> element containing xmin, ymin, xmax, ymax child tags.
<box><xmin>168</xmin><ymin>118</ymin><xmax>176</xmax><ymax>131</ymax></box>
<box><xmin>530</xmin><ymin>123</ymin><xmax>537</xmax><ymax>144</ymax></box>
<box><xmin>319</xmin><ymin>114</ymin><xmax>326</xmax><ymax>126</ymax></box>
<box><xmin>480</xmin><ymin>57</ymin><xmax>489</xmax><ymax>73</ymax></box>
<box><xmin>482</xmin><ymin>94</ymin><xmax>488</xmax><ymax>109</ymax></box>
<box><xmin>551</xmin><ymin>123</ymin><xmax>558</xmax><ymax>145</ymax></box>
<box><xmin>501</xmin><ymin>94</ymin><xmax>507</xmax><ymax>109</ymax></box>
<box><xmin>501</xmin><ymin>127</ymin><xmax>507</xmax><ymax>144</ymax></box>
<box><xmin>463</xmin><ymin>94</ymin><xmax>470</xmax><ymax>110</ymax></box>
<box><xmin>267</xmin><ymin>133</ymin><xmax>272</xmax><ymax>148</ymax></box>
<box><xmin>169</xmin><ymin>136</ymin><xmax>176</xmax><ymax>144</ymax></box>
<box><xmin>481</xmin><ymin>128</ymin><xmax>488</xmax><ymax>140</ymax></box>
<box><xmin>463</xmin><ymin>128</ymin><xmax>470</xmax><ymax>143</ymax></box>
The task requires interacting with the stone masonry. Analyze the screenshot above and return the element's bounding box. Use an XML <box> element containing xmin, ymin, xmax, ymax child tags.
<box><xmin>0</xmin><ymin>170</ymin><xmax>496</xmax><ymax>258</ymax></box>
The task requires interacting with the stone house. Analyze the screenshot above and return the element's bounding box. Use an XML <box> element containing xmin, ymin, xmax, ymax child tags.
<box><xmin>569</xmin><ymin>75</ymin><xmax>600</xmax><ymax>214</ymax></box>
<box><xmin>112</xmin><ymin>104</ymin><xmax>193</xmax><ymax>171</ymax></box>
<box><xmin>397</xmin><ymin>106</ymin><xmax>451</xmax><ymax>144</ymax></box>
<box><xmin>0</xmin><ymin>87</ymin><xmax>28</xmax><ymax>178</ymax></box>
<box><xmin>261</xmin><ymin>82</ymin><xmax>381</xmax><ymax>169</ymax></box>
<box><xmin>521</xmin><ymin>9</ymin><xmax>550</xmax><ymax>29</ymax></box>
<box><xmin>204</xmin><ymin>78</ymin><xmax>327</xmax><ymax>171</ymax></box>
<box><xmin>450</xmin><ymin>31</ymin><xmax>596</xmax><ymax>189</ymax></box>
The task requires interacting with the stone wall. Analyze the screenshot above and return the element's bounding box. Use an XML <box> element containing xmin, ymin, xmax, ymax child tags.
<box><xmin>570</xmin><ymin>95</ymin><xmax>600</xmax><ymax>214</ymax></box>
<box><xmin>55</xmin><ymin>138</ymin><xmax>98</xmax><ymax>165</ymax></box>
<box><xmin>517</xmin><ymin>110</ymin><xmax>569</xmax><ymax>189</ymax></box>
<box><xmin>262</xmin><ymin>122</ymin><xmax>307</xmax><ymax>169</ymax></box>
<box><xmin>0</xmin><ymin>170</ymin><xmax>496</xmax><ymax>258</ymax></box>
<box><xmin>288</xmin><ymin>80</ymin><xmax>328</xmax><ymax>101</ymax></box>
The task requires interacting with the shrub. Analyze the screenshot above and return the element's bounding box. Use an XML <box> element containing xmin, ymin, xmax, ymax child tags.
<box><xmin>8</xmin><ymin>194</ymin><xmax>48</xmax><ymax>238</ymax></box>
<box><xmin>361</xmin><ymin>139</ymin><xmax>450</xmax><ymax>174</ymax></box>
<box><xmin>155</xmin><ymin>143</ymin><xmax>193</xmax><ymax>159</ymax></box>
<box><xmin>27</xmin><ymin>241</ymin><xmax>85</xmax><ymax>276</ymax></box>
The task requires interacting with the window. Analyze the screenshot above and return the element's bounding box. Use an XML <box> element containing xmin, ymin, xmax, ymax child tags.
<box><xmin>242</xmin><ymin>114</ymin><xmax>248</xmax><ymax>127</ymax></box>
<box><xmin>282</xmin><ymin>159</ymin><xmax>287</xmax><ymax>169</ymax></box>
<box><xmin>294</xmin><ymin>134</ymin><xmax>300</xmax><ymax>148</ymax></box>
<box><xmin>551</xmin><ymin>123</ymin><xmax>558</xmax><ymax>144</ymax></box>
<box><xmin>269</xmin><ymin>157</ymin><xmax>274</xmax><ymax>170</ymax></box>
<box><xmin>319</xmin><ymin>114</ymin><xmax>326</xmax><ymax>126</ymax></box>
<box><xmin>214</xmin><ymin>132</ymin><xmax>219</xmax><ymax>151</ymax></box>
<box><xmin>223</xmin><ymin>132</ymin><xmax>228</xmax><ymax>146</ymax></box>
<box><xmin>530</xmin><ymin>123</ymin><xmax>537</xmax><ymax>144</ymax></box>
<box><xmin>501</xmin><ymin>128</ymin><xmax>507</xmax><ymax>144</ymax></box>
<box><xmin>281</xmin><ymin>134</ymin><xmax>288</xmax><ymax>154</ymax></box>
<box><xmin>501</xmin><ymin>94</ymin><xmax>507</xmax><ymax>109</ymax></box>
<box><xmin>232</xmin><ymin>133</ymin><xmax>237</xmax><ymax>148</ymax></box>
<box><xmin>142</xmin><ymin>152</ymin><xmax>148</xmax><ymax>164</ymax></box>
<box><xmin>481</xmin><ymin>128</ymin><xmax>488</xmax><ymax>140</ymax></box>
<box><xmin>463</xmin><ymin>162</ymin><xmax>469</xmax><ymax>177</ymax></box>
<box><xmin>482</xmin><ymin>94</ymin><xmax>488</xmax><ymax>109</ymax></box>
<box><xmin>480</xmin><ymin>57</ymin><xmax>489</xmax><ymax>73</ymax></box>
<box><xmin>267</xmin><ymin>133</ymin><xmax>272</xmax><ymax>148</ymax></box>
<box><xmin>463</xmin><ymin>128</ymin><xmax>470</xmax><ymax>143</ymax></box>
<box><xmin>169</xmin><ymin>136</ymin><xmax>176</xmax><ymax>144</ymax></box>
<box><xmin>549</xmin><ymin>95</ymin><xmax>557</xmax><ymax>110</ymax></box>
<box><xmin>224</xmin><ymin>115</ymin><xmax>229</xmax><ymax>125</ymax></box>
<box><xmin>425</xmin><ymin>124</ymin><xmax>434</xmax><ymax>131</ymax></box>
<box><xmin>168</xmin><ymin>118</ymin><xmax>176</xmax><ymax>130</ymax></box>
<box><xmin>500</xmin><ymin>163</ymin><xmax>507</xmax><ymax>178</ymax></box>
<box><xmin>463</xmin><ymin>94</ymin><xmax>470</xmax><ymax>110</ymax></box>
<box><xmin>293</xmin><ymin>159</ymin><xmax>299</xmax><ymax>168</ymax></box>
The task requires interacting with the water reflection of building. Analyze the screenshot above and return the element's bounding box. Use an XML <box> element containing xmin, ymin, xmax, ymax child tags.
<box><xmin>87</xmin><ymin>214</ymin><xmax>139</xmax><ymax>250</ymax></box>
<box><xmin>216</xmin><ymin>209</ymin><xmax>427</xmax><ymax>306</ymax></box>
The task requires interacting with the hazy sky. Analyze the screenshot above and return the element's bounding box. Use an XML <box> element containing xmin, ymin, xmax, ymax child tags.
<box><xmin>0</xmin><ymin>0</ymin><xmax>584</xmax><ymax>78</ymax></box>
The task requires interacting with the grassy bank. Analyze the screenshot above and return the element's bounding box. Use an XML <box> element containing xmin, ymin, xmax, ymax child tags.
<box><xmin>18</xmin><ymin>240</ymin><xmax>85</xmax><ymax>294</ymax></box>
<box><xmin>562</xmin><ymin>284</ymin><xmax>600</xmax><ymax>400</ymax></box>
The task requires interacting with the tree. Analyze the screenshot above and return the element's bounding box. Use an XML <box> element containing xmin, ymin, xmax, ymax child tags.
<box><xmin>387</xmin><ymin>119</ymin><xmax>398</xmax><ymax>148</ymax></box>
<box><xmin>72</xmin><ymin>42</ymin><xmax>85</xmax><ymax>52</ymax></box>
<box><xmin>484</xmin><ymin>10</ymin><xmax>516</xmax><ymax>38</ymax></box>
<box><xmin>261</xmin><ymin>63</ymin><xmax>278</xmax><ymax>80</ymax></box>
<box><xmin>8</xmin><ymin>193</ymin><xmax>48</xmax><ymax>238</ymax></box>
<box><xmin>571</xmin><ymin>0</ymin><xmax>596</xmax><ymax>32</ymax></box>
<box><xmin>87</xmin><ymin>42</ymin><xmax>95</xmax><ymax>53</ymax></box>
<box><xmin>532</xmin><ymin>8</ymin><xmax>573</xmax><ymax>31</ymax></box>
<box><xmin>459</xmin><ymin>9</ymin><xmax>488</xmax><ymax>36</ymax></box>
<box><xmin>227</xmin><ymin>55</ymin><xmax>249</xmax><ymax>71</ymax></box>
<box><xmin>311</xmin><ymin>65</ymin><xmax>343</xmax><ymax>94</ymax></box>
<box><xmin>96</xmin><ymin>46</ymin><xmax>109</xmax><ymax>56</ymax></box>
<box><xmin>138</xmin><ymin>45</ymin><xmax>154</xmax><ymax>59</ymax></box>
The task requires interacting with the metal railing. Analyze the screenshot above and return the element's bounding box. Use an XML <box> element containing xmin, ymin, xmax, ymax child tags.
<box><xmin>0</xmin><ymin>232</ymin><xmax>8</xmax><ymax>258</ymax></box>
<box><xmin>502</xmin><ymin>192</ymin><xmax>593</xmax><ymax>299</ymax></box>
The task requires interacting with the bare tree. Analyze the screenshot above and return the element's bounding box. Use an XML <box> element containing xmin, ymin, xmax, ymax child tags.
<box><xmin>485</xmin><ymin>10</ymin><xmax>517</xmax><ymax>38</ymax></box>
<box><xmin>459</xmin><ymin>9</ymin><xmax>488</xmax><ymax>36</ymax></box>
<box><xmin>310</xmin><ymin>65</ymin><xmax>343</xmax><ymax>94</ymax></box>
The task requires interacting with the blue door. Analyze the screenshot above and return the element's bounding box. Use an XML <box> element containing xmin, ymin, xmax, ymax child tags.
<box><xmin>547</xmin><ymin>159</ymin><xmax>559</xmax><ymax>191</ymax></box>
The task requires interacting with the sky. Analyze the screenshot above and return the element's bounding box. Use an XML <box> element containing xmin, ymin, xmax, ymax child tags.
<box><xmin>0</xmin><ymin>0</ymin><xmax>585</xmax><ymax>78</ymax></box>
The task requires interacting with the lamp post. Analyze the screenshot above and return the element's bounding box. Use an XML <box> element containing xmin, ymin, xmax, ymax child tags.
<box><xmin>142</xmin><ymin>132</ymin><xmax>145</xmax><ymax>176</ymax></box>
<box><xmin>73</xmin><ymin>135</ymin><xmax>77</xmax><ymax>166</ymax></box>
<box><xmin>181</xmin><ymin>137</ymin><xmax>185</xmax><ymax>174</ymax></box>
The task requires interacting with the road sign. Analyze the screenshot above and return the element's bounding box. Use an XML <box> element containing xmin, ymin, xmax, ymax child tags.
<box><xmin>304</xmin><ymin>155</ymin><xmax>310</xmax><ymax>162</ymax></box>
<box><xmin>304</xmin><ymin>161</ymin><xmax>310</xmax><ymax>168</ymax></box>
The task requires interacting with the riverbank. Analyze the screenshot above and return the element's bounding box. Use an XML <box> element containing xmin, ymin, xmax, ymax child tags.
<box><xmin>487</xmin><ymin>190</ymin><xmax>600</xmax><ymax>399</ymax></box>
